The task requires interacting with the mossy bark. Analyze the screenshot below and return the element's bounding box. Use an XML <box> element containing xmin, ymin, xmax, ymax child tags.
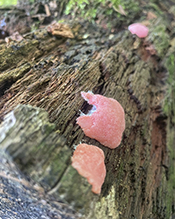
<box><xmin>0</xmin><ymin>1</ymin><xmax>175</xmax><ymax>219</ymax></box>
<box><xmin>0</xmin><ymin>148</ymin><xmax>79</xmax><ymax>218</ymax></box>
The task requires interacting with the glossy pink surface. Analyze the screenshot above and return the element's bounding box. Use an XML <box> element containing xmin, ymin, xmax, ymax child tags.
<box><xmin>128</xmin><ymin>23</ymin><xmax>149</xmax><ymax>38</ymax></box>
<box><xmin>77</xmin><ymin>92</ymin><xmax>125</xmax><ymax>149</ymax></box>
<box><xmin>71</xmin><ymin>143</ymin><xmax>106</xmax><ymax>194</ymax></box>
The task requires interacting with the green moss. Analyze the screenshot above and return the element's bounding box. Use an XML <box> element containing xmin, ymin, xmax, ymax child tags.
<box><xmin>163</xmin><ymin>54</ymin><xmax>175</xmax><ymax>118</ymax></box>
<box><xmin>122</xmin><ymin>0</ymin><xmax>139</xmax><ymax>15</ymax></box>
<box><xmin>57</xmin><ymin>166</ymin><xmax>92</xmax><ymax>212</ymax></box>
<box><xmin>166</xmin><ymin>128</ymin><xmax>175</xmax><ymax>217</ymax></box>
<box><xmin>149</xmin><ymin>2</ymin><xmax>163</xmax><ymax>15</ymax></box>
<box><xmin>65</xmin><ymin>0</ymin><xmax>140</xmax><ymax>24</ymax></box>
<box><xmin>148</xmin><ymin>24</ymin><xmax>170</xmax><ymax>58</ymax></box>
<box><xmin>94</xmin><ymin>186</ymin><xmax>120</xmax><ymax>219</ymax></box>
<box><xmin>0</xmin><ymin>63</ymin><xmax>31</xmax><ymax>91</ymax></box>
<box><xmin>163</xmin><ymin>51</ymin><xmax>175</xmax><ymax>217</ymax></box>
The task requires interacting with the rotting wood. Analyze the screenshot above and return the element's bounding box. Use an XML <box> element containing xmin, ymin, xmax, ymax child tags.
<box><xmin>0</xmin><ymin>1</ymin><xmax>175</xmax><ymax>218</ymax></box>
<box><xmin>0</xmin><ymin>104</ymin><xmax>93</xmax><ymax>212</ymax></box>
<box><xmin>0</xmin><ymin>148</ymin><xmax>80</xmax><ymax>219</ymax></box>
<box><xmin>0</xmin><ymin>29</ymin><xmax>172</xmax><ymax>218</ymax></box>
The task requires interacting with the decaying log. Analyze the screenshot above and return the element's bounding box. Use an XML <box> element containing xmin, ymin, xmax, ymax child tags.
<box><xmin>0</xmin><ymin>149</ymin><xmax>79</xmax><ymax>218</ymax></box>
<box><xmin>0</xmin><ymin>1</ymin><xmax>175</xmax><ymax>218</ymax></box>
<box><xmin>0</xmin><ymin>104</ymin><xmax>93</xmax><ymax>213</ymax></box>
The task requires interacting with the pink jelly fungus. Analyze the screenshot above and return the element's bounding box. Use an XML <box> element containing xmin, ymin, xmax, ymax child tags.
<box><xmin>128</xmin><ymin>23</ymin><xmax>149</xmax><ymax>38</ymax></box>
<box><xmin>77</xmin><ymin>91</ymin><xmax>125</xmax><ymax>149</ymax></box>
<box><xmin>71</xmin><ymin>143</ymin><xmax>106</xmax><ymax>194</ymax></box>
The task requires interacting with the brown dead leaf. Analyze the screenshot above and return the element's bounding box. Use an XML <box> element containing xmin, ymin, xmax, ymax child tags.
<box><xmin>141</xmin><ymin>20</ymin><xmax>150</xmax><ymax>27</ymax></box>
<box><xmin>47</xmin><ymin>21</ymin><xmax>74</xmax><ymax>38</ymax></box>
<box><xmin>147</xmin><ymin>11</ymin><xmax>157</xmax><ymax>20</ymax></box>
<box><xmin>113</xmin><ymin>5</ymin><xmax>126</xmax><ymax>16</ymax></box>
<box><xmin>145</xmin><ymin>44</ymin><xmax>156</xmax><ymax>55</ymax></box>
<box><xmin>5</xmin><ymin>31</ymin><xmax>23</xmax><ymax>44</ymax></box>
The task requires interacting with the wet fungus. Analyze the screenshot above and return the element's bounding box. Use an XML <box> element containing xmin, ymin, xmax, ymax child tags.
<box><xmin>77</xmin><ymin>91</ymin><xmax>125</xmax><ymax>149</ymax></box>
<box><xmin>128</xmin><ymin>23</ymin><xmax>149</xmax><ymax>38</ymax></box>
<box><xmin>71</xmin><ymin>143</ymin><xmax>106</xmax><ymax>194</ymax></box>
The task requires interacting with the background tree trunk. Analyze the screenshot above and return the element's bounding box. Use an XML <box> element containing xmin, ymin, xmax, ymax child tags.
<box><xmin>0</xmin><ymin>0</ymin><xmax>175</xmax><ymax>218</ymax></box>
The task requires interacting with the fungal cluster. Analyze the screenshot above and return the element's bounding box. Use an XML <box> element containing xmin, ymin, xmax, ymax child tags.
<box><xmin>71</xmin><ymin>91</ymin><xmax>125</xmax><ymax>194</ymax></box>
<box><xmin>71</xmin><ymin>22</ymin><xmax>149</xmax><ymax>194</ymax></box>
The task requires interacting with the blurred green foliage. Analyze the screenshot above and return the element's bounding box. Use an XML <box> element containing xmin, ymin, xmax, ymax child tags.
<box><xmin>64</xmin><ymin>0</ymin><xmax>141</xmax><ymax>25</ymax></box>
<box><xmin>0</xmin><ymin>0</ymin><xmax>17</xmax><ymax>6</ymax></box>
<box><xmin>65</xmin><ymin>0</ymin><xmax>121</xmax><ymax>21</ymax></box>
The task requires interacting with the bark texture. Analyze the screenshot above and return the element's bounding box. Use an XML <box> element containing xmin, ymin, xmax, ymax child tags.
<box><xmin>0</xmin><ymin>149</ymin><xmax>80</xmax><ymax>219</ymax></box>
<box><xmin>0</xmin><ymin>1</ymin><xmax>175</xmax><ymax>219</ymax></box>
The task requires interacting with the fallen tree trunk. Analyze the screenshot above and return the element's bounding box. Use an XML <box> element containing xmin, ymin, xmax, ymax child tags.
<box><xmin>0</xmin><ymin>148</ymin><xmax>79</xmax><ymax>219</ymax></box>
<box><xmin>0</xmin><ymin>1</ymin><xmax>175</xmax><ymax>218</ymax></box>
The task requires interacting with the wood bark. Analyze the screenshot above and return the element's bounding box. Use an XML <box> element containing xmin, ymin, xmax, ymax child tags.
<box><xmin>0</xmin><ymin>1</ymin><xmax>175</xmax><ymax>219</ymax></box>
<box><xmin>0</xmin><ymin>148</ymin><xmax>79</xmax><ymax>218</ymax></box>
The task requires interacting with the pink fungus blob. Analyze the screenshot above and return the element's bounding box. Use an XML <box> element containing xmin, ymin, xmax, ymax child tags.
<box><xmin>77</xmin><ymin>91</ymin><xmax>125</xmax><ymax>149</ymax></box>
<box><xmin>128</xmin><ymin>23</ymin><xmax>149</xmax><ymax>38</ymax></box>
<box><xmin>71</xmin><ymin>143</ymin><xmax>106</xmax><ymax>194</ymax></box>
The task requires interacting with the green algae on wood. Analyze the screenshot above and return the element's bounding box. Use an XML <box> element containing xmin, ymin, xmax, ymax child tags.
<box><xmin>148</xmin><ymin>21</ymin><xmax>170</xmax><ymax>58</ymax></box>
<box><xmin>48</xmin><ymin>165</ymin><xmax>93</xmax><ymax>213</ymax></box>
<box><xmin>0</xmin><ymin>28</ymin><xmax>66</xmax><ymax>72</ymax></box>
<box><xmin>93</xmin><ymin>186</ymin><xmax>120</xmax><ymax>219</ymax></box>
<box><xmin>0</xmin><ymin>62</ymin><xmax>31</xmax><ymax>95</ymax></box>
<box><xmin>163</xmin><ymin>51</ymin><xmax>175</xmax><ymax>217</ymax></box>
<box><xmin>0</xmin><ymin>104</ymin><xmax>71</xmax><ymax>190</ymax></box>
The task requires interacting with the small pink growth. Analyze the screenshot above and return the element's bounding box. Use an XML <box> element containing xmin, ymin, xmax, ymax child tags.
<box><xmin>128</xmin><ymin>23</ymin><xmax>149</xmax><ymax>38</ymax></box>
<box><xmin>71</xmin><ymin>143</ymin><xmax>106</xmax><ymax>194</ymax></box>
<box><xmin>77</xmin><ymin>91</ymin><xmax>125</xmax><ymax>149</ymax></box>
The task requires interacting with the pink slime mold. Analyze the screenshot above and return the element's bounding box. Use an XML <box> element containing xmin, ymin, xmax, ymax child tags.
<box><xmin>71</xmin><ymin>143</ymin><xmax>106</xmax><ymax>194</ymax></box>
<box><xmin>77</xmin><ymin>91</ymin><xmax>125</xmax><ymax>149</ymax></box>
<box><xmin>128</xmin><ymin>23</ymin><xmax>149</xmax><ymax>38</ymax></box>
